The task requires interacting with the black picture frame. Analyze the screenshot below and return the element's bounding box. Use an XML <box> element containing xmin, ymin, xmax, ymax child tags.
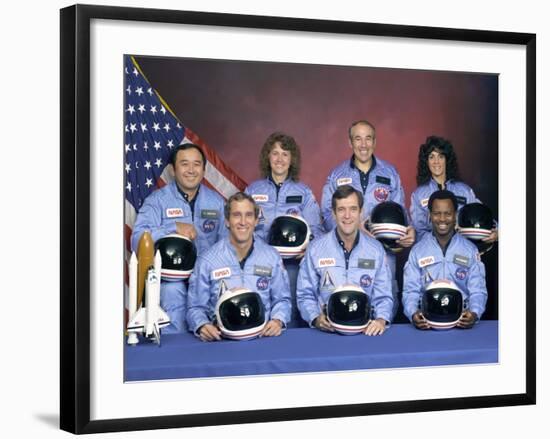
<box><xmin>60</xmin><ymin>4</ymin><xmax>536</xmax><ymax>434</ymax></box>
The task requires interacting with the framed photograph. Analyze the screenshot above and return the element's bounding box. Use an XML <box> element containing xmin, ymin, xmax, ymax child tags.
<box><xmin>60</xmin><ymin>4</ymin><xmax>536</xmax><ymax>434</ymax></box>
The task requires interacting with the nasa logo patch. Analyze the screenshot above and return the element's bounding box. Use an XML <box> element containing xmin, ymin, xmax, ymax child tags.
<box><xmin>373</xmin><ymin>187</ymin><xmax>389</xmax><ymax>202</ymax></box>
<box><xmin>286</xmin><ymin>208</ymin><xmax>299</xmax><ymax>215</ymax></box>
<box><xmin>455</xmin><ymin>267</ymin><xmax>468</xmax><ymax>280</ymax></box>
<box><xmin>337</xmin><ymin>177</ymin><xmax>353</xmax><ymax>186</ymax></box>
<box><xmin>256</xmin><ymin>276</ymin><xmax>269</xmax><ymax>291</ymax></box>
<box><xmin>202</xmin><ymin>219</ymin><xmax>216</xmax><ymax>233</ymax></box>
<box><xmin>166</xmin><ymin>208</ymin><xmax>184</xmax><ymax>218</ymax></box>
<box><xmin>252</xmin><ymin>194</ymin><xmax>269</xmax><ymax>203</ymax></box>
<box><xmin>360</xmin><ymin>274</ymin><xmax>373</xmax><ymax>289</ymax></box>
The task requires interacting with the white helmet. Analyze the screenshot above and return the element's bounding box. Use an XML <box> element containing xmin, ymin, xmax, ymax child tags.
<box><xmin>422</xmin><ymin>279</ymin><xmax>464</xmax><ymax>330</ymax></box>
<box><xmin>215</xmin><ymin>287</ymin><xmax>267</xmax><ymax>341</ymax></box>
<box><xmin>326</xmin><ymin>284</ymin><xmax>371</xmax><ymax>335</ymax></box>
<box><xmin>267</xmin><ymin>215</ymin><xmax>311</xmax><ymax>259</ymax></box>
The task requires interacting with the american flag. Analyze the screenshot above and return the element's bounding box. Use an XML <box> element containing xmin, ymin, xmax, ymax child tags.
<box><xmin>124</xmin><ymin>55</ymin><xmax>247</xmax><ymax>255</ymax></box>
<box><xmin>124</xmin><ymin>55</ymin><xmax>248</xmax><ymax>310</ymax></box>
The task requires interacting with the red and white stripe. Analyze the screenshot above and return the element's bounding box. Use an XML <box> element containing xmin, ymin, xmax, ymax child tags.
<box><xmin>330</xmin><ymin>321</ymin><xmax>369</xmax><ymax>335</ymax></box>
<box><xmin>221</xmin><ymin>325</ymin><xmax>266</xmax><ymax>341</ymax></box>
<box><xmin>160</xmin><ymin>268</ymin><xmax>193</xmax><ymax>281</ymax></box>
<box><xmin>457</xmin><ymin>227</ymin><xmax>492</xmax><ymax>240</ymax></box>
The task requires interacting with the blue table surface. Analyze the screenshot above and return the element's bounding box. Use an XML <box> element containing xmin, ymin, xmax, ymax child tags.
<box><xmin>125</xmin><ymin>321</ymin><xmax>498</xmax><ymax>381</ymax></box>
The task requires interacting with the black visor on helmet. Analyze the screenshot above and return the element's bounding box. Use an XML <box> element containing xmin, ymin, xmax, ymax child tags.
<box><xmin>370</xmin><ymin>201</ymin><xmax>408</xmax><ymax>226</ymax></box>
<box><xmin>154</xmin><ymin>235</ymin><xmax>197</xmax><ymax>280</ymax></box>
<box><xmin>422</xmin><ymin>288</ymin><xmax>463</xmax><ymax>324</ymax></box>
<box><xmin>218</xmin><ymin>292</ymin><xmax>266</xmax><ymax>332</ymax></box>
<box><xmin>327</xmin><ymin>290</ymin><xmax>370</xmax><ymax>327</ymax></box>
<box><xmin>458</xmin><ymin>203</ymin><xmax>493</xmax><ymax>230</ymax></box>
<box><xmin>457</xmin><ymin>203</ymin><xmax>494</xmax><ymax>253</ymax></box>
<box><xmin>267</xmin><ymin>216</ymin><xmax>309</xmax><ymax>248</ymax></box>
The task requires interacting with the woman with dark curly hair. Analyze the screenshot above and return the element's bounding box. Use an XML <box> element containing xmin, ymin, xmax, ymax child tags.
<box><xmin>410</xmin><ymin>135</ymin><xmax>498</xmax><ymax>243</ymax></box>
<box><xmin>244</xmin><ymin>132</ymin><xmax>324</xmax><ymax>242</ymax></box>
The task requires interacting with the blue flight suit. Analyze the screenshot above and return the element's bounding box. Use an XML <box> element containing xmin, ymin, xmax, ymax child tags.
<box><xmin>245</xmin><ymin>177</ymin><xmax>324</xmax><ymax>327</ymax></box>
<box><xmin>402</xmin><ymin>232</ymin><xmax>488</xmax><ymax>322</ymax></box>
<box><xmin>130</xmin><ymin>181</ymin><xmax>227</xmax><ymax>333</ymax></box>
<box><xmin>186</xmin><ymin>237</ymin><xmax>292</xmax><ymax>334</ymax></box>
<box><xmin>320</xmin><ymin>156</ymin><xmax>406</xmax><ymax>318</ymax></box>
<box><xmin>296</xmin><ymin>230</ymin><xmax>394</xmax><ymax>326</ymax></box>
<box><xmin>320</xmin><ymin>156</ymin><xmax>406</xmax><ymax>232</ymax></box>
<box><xmin>245</xmin><ymin>177</ymin><xmax>324</xmax><ymax>241</ymax></box>
<box><xmin>410</xmin><ymin>179</ymin><xmax>479</xmax><ymax>242</ymax></box>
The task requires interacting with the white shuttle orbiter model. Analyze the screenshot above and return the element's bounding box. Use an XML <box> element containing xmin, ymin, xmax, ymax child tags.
<box><xmin>127</xmin><ymin>250</ymin><xmax>170</xmax><ymax>346</ymax></box>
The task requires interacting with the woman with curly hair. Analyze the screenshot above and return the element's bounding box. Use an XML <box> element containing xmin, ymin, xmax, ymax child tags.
<box><xmin>410</xmin><ymin>135</ymin><xmax>498</xmax><ymax>243</ymax></box>
<box><xmin>244</xmin><ymin>132</ymin><xmax>324</xmax><ymax>241</ymax></box>
<box><xmin>245</xmin><ymin>132</ymin><xmax>323</xmax><ymax>328</ymax></box>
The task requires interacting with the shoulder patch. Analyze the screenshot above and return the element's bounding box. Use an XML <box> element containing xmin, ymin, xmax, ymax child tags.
<box><xmin>420</xmin><ymin>198</ymin><xmax>429</xmax><ymax>208</ymax></box>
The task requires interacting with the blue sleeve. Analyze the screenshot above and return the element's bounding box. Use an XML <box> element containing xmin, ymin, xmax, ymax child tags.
<box><xmin>131</xmin><ymin>194</ymin><xmax>177</xmax><ymax>251</ymax></box>
<box><xmin>320</xmin><ymin>176</ymin><xmax>336</xmax><ymax>232</ymax></box>
<box><xmin>296</xmin><ymin>248</ymin><xmax>322</xmax><ymax>325</ymax></box>
<box><xmin>302</xmin><ymin>188</ymin><xmax>324</xmax><ymax>240</ymax></box>
<box><xmin>371</xmin><ymin>252</ymin><xmax>394</xmax><ymax>322</ymax></box>
<box><xmin>186</xmin><ymin>256</ymin><xmax>214</xmax><ymax>334</ymax></box>
<box><xmin>466</xmin><ymin>256</ymin><xmax>488</xmax><ymax>319</ymax></box>
<box><xmin>269</xmin><ymin>257</ymin><xmax>292</xmax><ymax>325</ymax></box>
<box><xmin>410</xmin><ymin>190</ymin><xmax>430</xmax><ymax>242</ymax></box>
<box><xmin>402</xmin><ymin>249</ymin><xmax>423</xmax><ymax>322</ymax></box>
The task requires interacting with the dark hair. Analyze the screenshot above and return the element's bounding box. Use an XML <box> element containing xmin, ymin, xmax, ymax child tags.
<box><xmin>428</xmin><ymin>189</ymin><xmax>458</xmax><ymax>212</ymax></box>
<box><xmin>416</xmin><ymin>135</ymin><xmax>461</xmax><ymax>186</ymax></box>
<box><xmin>348</xmin><ymin>120</ymin><xmax>376</xmax><ymax>141</ymax></box>
<box><xmin>259</xmin><ymin>132</ymin><xmax>301</xmax><ymax>181</ymax></box>
<box><xmin>170</xmin><ymin>143</ymin><xmax>207</xmax><ymax>169</ymax></box>
<box><xmin>331</xmin><ymin>185</ymin><xmax>364</xmax><ymax>211</ymax></box>
<box><xmin>224</xmin><ymin>192</ymin><xmax>260</xmax><ymax>220</ymax></box>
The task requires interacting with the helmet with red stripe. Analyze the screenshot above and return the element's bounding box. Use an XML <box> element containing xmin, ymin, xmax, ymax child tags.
<box><xmin>154</xmin><ymin>234</ymin><xmax>197</xmax><ymax>281</ymax></box>
<box><xmin>326</xmin><ymin>284</ymin><xmax>371</xmax><ymax>335</ymax></box>
<box><xmin>267</xmin><ymin>215</ymin><xmax>311</xmax><ymax>259</ymax></box>
<box><xmin>422</xmin><ymin>279</ymin><xmax>464</xmax><ymax>330</ymax></box>
<box><xmin>215</xmin><ymin>287</ymin><xmax>267</xmax><ymax>341</ymax></box>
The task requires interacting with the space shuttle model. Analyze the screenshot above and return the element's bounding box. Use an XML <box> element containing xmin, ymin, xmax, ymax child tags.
<box><xmin>127</xmin><ymin>232</ymin><xmax>170</xmax><ymax>346</ymax></box>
